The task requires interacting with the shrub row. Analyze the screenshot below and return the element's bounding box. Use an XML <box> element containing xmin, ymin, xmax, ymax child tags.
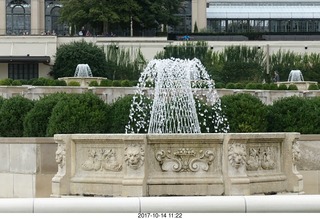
<box><xmin>1</xmin><ymin>92</ymin><xmax>320</xmax><ymax>137</ymax></box>
<box><xmin>217</xmin><ymin>82</ymin><xmax>319</xmax><ymax>90</ymax></box>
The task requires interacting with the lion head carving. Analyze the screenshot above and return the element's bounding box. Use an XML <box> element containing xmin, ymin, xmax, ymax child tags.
<box><xmin>125</xmin><ymin>144</ymin><xmax>145</xmax><ymax>170</ymax></box>
<box><xmin>228</xmin><ymin>143</ymin><xmax>246</xmax><ymax>169</ymax></box>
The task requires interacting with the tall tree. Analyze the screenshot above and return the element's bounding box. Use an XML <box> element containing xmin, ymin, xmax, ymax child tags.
<box><xmin>59</xmin><ymin>0</ymin><xmax>184</xmax><ymax>35</ymax></box>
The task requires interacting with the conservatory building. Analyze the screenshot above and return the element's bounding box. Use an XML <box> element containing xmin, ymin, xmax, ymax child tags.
<box><xmin>206</xmin><ymin>0</ymin><xmax>320</xmax><ymax>33</ymax></box>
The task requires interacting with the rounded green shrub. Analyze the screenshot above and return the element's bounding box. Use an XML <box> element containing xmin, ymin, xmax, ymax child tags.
<box><xmin>0</xmin><ymin>78</ymin><xmax>13</xmax><ymax>85</ymax></box>
<box><xmin>220</xmin><ymin>93</ymin><xmax>268</xmax><ymax>132</ymax></box>
<box><xmin>68</xmin><ymin>81</ymin><xmax>80</xmax><ymax>86</ymax></box>
<box><xmin>288</xmin><ymin>84</ymin><xmax>298</xmax><ymax>90</ymax></box>
<box><xmin>47</xmin><ymin>92</ymin><xmax>110</xmax><ymax>136</ymax></box>
<box><xmin>308</xmin><ymin>84</ymin><xmax>319</xmax><ymax>90</ymax></box>
<box><xmin>235</xmin><ymin>83</ymin><xmax>245</xmax><ymax>89</ymax></box>
<box><xmin>89</xmin><ymin>81</ymin><xmax>99</xmax><ymax>87</ymax></box>
<box><xmin>121</xmin><ymin>80</ymin><xmax>131</xmax><ymax>87</ymax></box>
<box><xmin>54</xmin><ymin>80</ymin><xmax>67</xmax><ymax>86</ymax></box>
<box><xmin>277</xmin><ymin>84</ymin><xmax>288</xmax><ymax>90</ymax></box>
<box><xmin>269</xmin><ymin>83</ymin><xmax>278</xmax><ymax>90</ymax></box>
<box><xmin>23</xmin><ymin>93</ymin><xmax>67</xmax><ymax>137</ymax></box>
<box><xmin>52</xmin><ymin>40</ymin><xmax>108</xmax><ymax>79</ymax></box>
<box><xmin>225</xmin><ymin>83</ymin><xmax>235</xmax><ymax>89</ymax></box>
<box><xmin>12</xmin><ymin>80</ymin><xmax>22</xmax><ymax>86</ymax></box>
<box><xmin>112</xmin><ymin>80</ymin><xmax>121</xmax><ymax>87</ymax></box>
<box><xmin>215</xmin><ymin>82</ymin><xmax>225</xmax><ymax>89</ymax></box>
<box><xmin>245</xmin><ymin>83</ymin><xmax>256</xmax><ymax>89</ymax></box>
<box><xmin>267</xmin><ymin>96</ymin><xmax>320</xmax><ymax>134</ymax></box>
<box><xmin>109</xmin><ymin>95</ymin><xmax>134</xmax><ymax>133</ymax></box>
<box><xmin>262</xmin><ymin>83</ymin><xmax>270</xmax><ymax>90</ymax></box>
<box><xmin>0</xmin><ymin>95</ymin><xmax>34</xmax><ymax>137</ymax></box>
<box><xmin>100</xmin><ymin>79</ymin><xmax>113</xmax><ymax>87</ymax></box>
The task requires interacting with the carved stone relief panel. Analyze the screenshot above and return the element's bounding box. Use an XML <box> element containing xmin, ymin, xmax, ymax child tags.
<box><xmin>81</xmin><ymin>148</ymin><xmax>122</xmax><ymax>172</ymax></box>
<box><xmin>246</xmin><ymin>146</ymin><xmax>277</xmax><ymax>171</ymax></box>
<box><xmin>155</xmin><ymin>147</ymin><xmax>215</xmax><ymax>172</ymax></box>
<box><xmin>124</xmin><ymin>144</ymin><xmax>145</xmax><ymax>170</ymax></box>
<box><xmin>55</xmin><ymin>142</ymin><xmax>66</xmax><ymax>176</ymax></box>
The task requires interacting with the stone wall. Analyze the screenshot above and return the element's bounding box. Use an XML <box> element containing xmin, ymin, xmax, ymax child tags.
<box><xmin>0</xmin><ymin>138</ymin><xmax>56</xmax><ymax>198</ymax></box>
<box><xmin>1</xmin><ymin>85</ymin><xmax>320</xmax><ymax>105</ymax></box>
<box><xmin>1</xmin><ymin>134</ymin><xmax>319</xmax><ymax>198</ymax></box>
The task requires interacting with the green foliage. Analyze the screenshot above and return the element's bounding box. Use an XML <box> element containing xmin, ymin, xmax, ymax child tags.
<box><xmin>220</xmin><ymin>93</ymin><xmax>268</xmax><ymax>132</ymax></box>
<box><xmin>109</xmin><ymin>95</ymin><xmax>135</xmax><ymax>133</ymax></box>
<box><xmin>225</xmin><ymin>83</ymin><xmax>235</xmax><ymax>89</ymax></box>
<box><xmin>68</xmin><ymin>81</ymin><xmax>81</xmax><ymax>86</ymax></box>
<box><xmin>100</xmin><ymin>79</ymin><xmax>113</xmax><ymax>87</ymax></box>
<box><xmin>11</xmin><ymin>80</ymin><xmax>22</xmax><ymax>86</ymax></box>
<box><xmin>235</xmin><ymin>83</ymin><xmax>245</xmax><ymax>89</ymax></box>
<box><xmin>215</xmin><ymin>82</ymin><xmax>225</xmax><ymax>88</ymax></box>
<box><xmin>288</xmin><ymin>84</ymin><xmax>298</xmax><ymax>90</ymax></box>
<box><xmin>262</xmin><ymin>83</ymin><xmax>270</xmax><ymax>90</ymax></box>
<box><xmin>112</xmin><ymin>80</ymin><xmax>121</xmax><ymax>87</ymax></box>
<box><xmin>121</xmin><ymin>80</ymin><xmax>131</xmax><ymax>87</ymax></box>
<box><xmin>269</xmin><ymin>83</ymin><xmax>279</xmax><ymax>90</ymax></box>
<box><xmin>105</xmin><ymin>44</ymin><xmax>146</xmax><ymax>80</ymax></box>
<box><xmin>155</xmin><ymin>41</ymin><xmax>211</xmax><ymax>65</ymax></box>
<box><xmin>277</xmin><ymin>84</ymin><xmax>288</xmax><ymax>90</ymax></box>
<box><xmin>215</xmin><ymin>46</ymin><xmax>266</xmax><ymax>84</ymax></box>
<box><xmin>308</xmin><ymin>84</ymin><xmax>319</xmax><ymax>90</ymax></box>
<box><xmin>47</xmin><ymin>92</ymin><xmax>110</xmax><ymax>136</ymax></box>
<box><xmin>0</xmin><ymin>78</ymin><xmax>13</xmax><ymax>85</ymax></box>
<box><xmin>89</xmin><ymin>81</ymin><xmax>99</xmax><ymax>87</ymax></box>
<box><xmin>245</xmin><ymin>83</ymin><xmax>257</xmax><ymax>89</ymax></box>
<box><xmin>0</xmin><ymin>96</ymin><xmax>34</xmax><ymax>137</ymax></box>
<box><xmin>52</xmin><ymin>40</ymin><xmax>108</xmax><ymax>79</ymax></box>
<box><xmin>267</xmin><ymin>96</ymin><xmax>320</xmax><ymax>134</ymax></box>
<box><xmin>24</xmin><ymin>93</ymin><xmax>67</xmax><ymax>137</ymax></box>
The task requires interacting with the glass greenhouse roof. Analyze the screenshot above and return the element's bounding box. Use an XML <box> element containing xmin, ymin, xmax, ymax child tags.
<box><xmin>207</xmin><ymin>6</ymin><xmax>320</xmax><ymax>19</ymax></box>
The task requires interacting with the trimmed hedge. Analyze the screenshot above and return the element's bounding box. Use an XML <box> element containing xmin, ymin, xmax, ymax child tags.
<box><xmin>0</xmin><ymin>95</ymin><xmax>34</xmax><ymax>137</ymax></box>
<box><xmin>46</xmin><ymin>92</ymin><xmax>110</xmax><ymax>136</ymax></box>
<box><xmin>220</xmin><ymin>93</ymin><xmax>268</xmax><ymax>132</ymax></box>
<box><xmin>23</xmin><ymin>93</ymin><xmax>67</xmax><ymax>137</ymax></box>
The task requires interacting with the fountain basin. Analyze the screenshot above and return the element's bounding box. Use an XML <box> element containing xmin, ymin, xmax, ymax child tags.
<box><xmin>58</xmin><ymin>77</ymin><xmax>107</xmax><ymax>87</ymax></box>
<box><xmin>276</xmin><ymin>81</ymin><xmax>318</xmax><ymax>90</ymax></box>
<box><xmin>52</xmin><ymin>132</ymin><xmax>303</xmax><ymax>197</ymax></box>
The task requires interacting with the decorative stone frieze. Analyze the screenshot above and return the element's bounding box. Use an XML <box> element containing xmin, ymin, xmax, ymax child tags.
<box><xmin>124</xmin><ymin>144</ymin><xmax>145</xmax><ymax>170</ymax></box>
<box><xmin>155</xmin><ymin>148</ymin><xmax>215</xmax><ymax>172</ymax></box>
<box><xmin>81</xmin><ymin>148</ymin><xmax>122</xmax><ymax>172</ymax></box>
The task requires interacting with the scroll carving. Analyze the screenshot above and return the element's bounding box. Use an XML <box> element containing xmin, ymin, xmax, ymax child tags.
<box><xmin>81</xmin><ymin>148</ymin><xmax>122</xmax><ymax>172</ymax></box>
<box><xmin>155</xmin><ymin>148</ymin><xmax>215</xmax><ymax>172</ymax></box>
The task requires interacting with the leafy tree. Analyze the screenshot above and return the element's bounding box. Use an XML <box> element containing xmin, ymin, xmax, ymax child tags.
<box><xmin>59</xmin><ymin>0</ymin><xmax>184</xmax><ymax>35</ymax></box>
<box><xmin>52</xmin><ymin>40</ymin><xmax>108</xmax><ymax>79</ymax></box>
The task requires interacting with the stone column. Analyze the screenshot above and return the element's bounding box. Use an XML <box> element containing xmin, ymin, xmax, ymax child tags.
<box><xmin>0</xmin><ymin>0</ymin><xmax>6</xmax><ymax>35</ymax></box>
<box><xmin>31</xmin><ymin>0</ymin><xmax>45</xmax><ymax>35</ymax></box>
<box><xmin>192</xmin><ymin>0</ymin><xmax>207</xmax><ymax>32</ymax></box>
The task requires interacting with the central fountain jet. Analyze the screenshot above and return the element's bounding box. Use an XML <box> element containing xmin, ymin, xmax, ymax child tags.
<box><xmin>126</xmin><ymin>58</ymin><xmax>229</xmax><ymax>134</ymax></box>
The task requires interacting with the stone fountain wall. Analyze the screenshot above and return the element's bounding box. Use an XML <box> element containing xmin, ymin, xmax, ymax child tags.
<box><xmin>51</xmin><ymin>133</ymin><xmax>303</xmax><ymax>197</ymax></box>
